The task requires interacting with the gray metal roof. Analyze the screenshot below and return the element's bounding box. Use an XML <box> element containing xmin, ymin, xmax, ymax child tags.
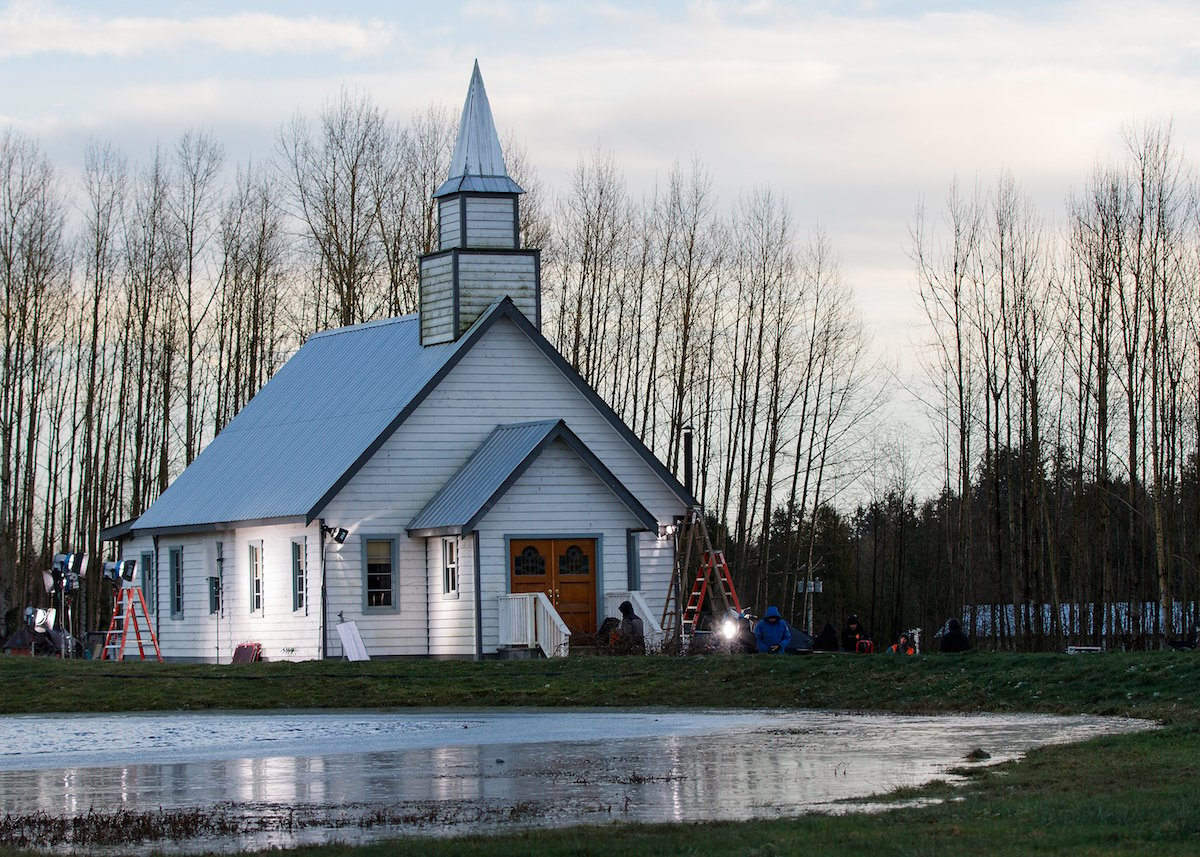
<box><xmin>435</xmin><ymin>60</ymin><xmax>523</xmax><ymax>198</ymax></box>
<box><xmin>127</xmin><ymin>297</ymin><xmax>693</xmax><ymax>536</ymax></box>
<box><xmin>132</xmin><ymin>313</ymin><xmax>474</xmax><ymax>533</ymax></box>
<box><xmin>407</xmin><ymin>420</ymin><xmax>657</xmax><ymax>537</ymax></box>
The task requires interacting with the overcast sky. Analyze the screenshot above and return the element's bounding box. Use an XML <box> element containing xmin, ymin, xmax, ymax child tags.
<box><xmin>3</xmin><ymin>0</ymin><xmax>1199</xmax><ymax>475</ymax></box>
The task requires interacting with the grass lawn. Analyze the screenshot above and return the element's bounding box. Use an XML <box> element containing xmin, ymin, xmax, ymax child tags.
<box><xmin>1</xmin><ymin>651</ymin><xmax>1198</xmax><ymax>855</ymax></box>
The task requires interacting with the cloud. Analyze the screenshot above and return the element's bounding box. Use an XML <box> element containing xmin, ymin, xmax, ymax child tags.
<box><xmin>0</xmin><ymin>1</ymin><xmax>395</xmax><ymax>59</ymax></box>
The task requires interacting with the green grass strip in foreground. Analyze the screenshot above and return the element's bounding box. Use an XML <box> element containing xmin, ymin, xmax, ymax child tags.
<box><xmin>1</xmin><ymin>650</ymin><xmax>1198</xmax><ymax>722</ymax></box>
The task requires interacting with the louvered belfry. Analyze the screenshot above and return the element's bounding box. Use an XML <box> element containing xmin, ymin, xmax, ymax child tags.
<box><xmin>419</xmin><ymin>61</ymin><xmax>541</xmax><ymax>345</ymax></box>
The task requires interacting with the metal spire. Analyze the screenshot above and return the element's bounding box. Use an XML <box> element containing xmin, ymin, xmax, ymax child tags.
<box><xmin>435</xmin><ymin>61</ymin><xmax>524</xmax><ymax>197</ymax></box>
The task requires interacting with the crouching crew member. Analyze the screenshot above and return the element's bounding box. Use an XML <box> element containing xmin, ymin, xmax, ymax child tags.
<box><xmin>754</xmin><ymin>606</ymin><xmax>792</xmax><ymax>653</ymax></box>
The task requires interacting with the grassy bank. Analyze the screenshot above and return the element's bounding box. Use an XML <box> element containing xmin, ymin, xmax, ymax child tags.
<box><xmin>1</xmin><ymin>651</ymin><xmax>1198</xmax><ymax>856</ymax></box>
<box><xmin>2</xmin><ymin>650</ymin><xmax>1198</xmax><ymax>722</ymax></box>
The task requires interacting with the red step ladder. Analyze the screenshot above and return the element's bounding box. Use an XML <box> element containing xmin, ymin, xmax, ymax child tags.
<box><xmin>101</xmin><ymin>586</ymin><xmax>163</xmax><ymax>662</ymax></box>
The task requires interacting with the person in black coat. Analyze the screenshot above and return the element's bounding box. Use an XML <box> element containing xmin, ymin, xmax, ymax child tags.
<box><xmin>939</xmin><ymin>617</ymin><xmax>970</xmax><ymax>653</ymax></box>
<box><xmin>615</xmin><ymin>600</ymin><xmax>646</xmax><ymax>653</ymax></box>
<box><xmin>813</xmin><ymin>622</ymin><xmax>840</xmax><ymax>651</ymax></box>
<box><xmin>841</xmin><ymin>614</ymin><xmax>870</xmax><ymax>652</ymax></box>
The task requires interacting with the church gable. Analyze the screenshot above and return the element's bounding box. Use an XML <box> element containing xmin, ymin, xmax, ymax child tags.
<box><xmin>407</xmin><ymin>420</ymin><xmax>657</xmax><ymax>538</ymax></box>
<box><xmin>322</xmin><ymin>309</ymin><xmax>687</xmax><ymax>527</ymax></box>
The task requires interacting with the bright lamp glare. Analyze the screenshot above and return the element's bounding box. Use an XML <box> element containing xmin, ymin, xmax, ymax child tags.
<box><xmin>721</xmin><ymin>619</ymin><xmax>737</xmax><ymax>639</ymax></box>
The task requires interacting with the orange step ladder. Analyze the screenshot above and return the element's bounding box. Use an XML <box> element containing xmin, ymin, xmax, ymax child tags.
<box><xmin>682</xmin><ymin>550</ymin><xmax>743</xmax><ymax>638</ymax></box>
<box><xmin>101</xmin><ymin>586</ymin><xmax>163</xmax><ymax>662</ymax></box>
<box><xmin>662</xmin><ymin>508</ymin><xmax>743</xmax><ymax>646</ymax></box>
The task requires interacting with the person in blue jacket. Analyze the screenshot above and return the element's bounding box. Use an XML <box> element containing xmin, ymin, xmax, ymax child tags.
<box><xmin>754</xmin><ymin>605</ymin><xmax>792</xmax><ymax>653</ymax></box>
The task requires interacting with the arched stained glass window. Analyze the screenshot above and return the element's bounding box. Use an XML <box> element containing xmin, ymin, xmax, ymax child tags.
<box><xmin>514</xmin><ymin>545</ymin><xmax>546</xmax><ymax>576</ymax></box>
<box><xmin>559</xmin><ymin>545</ymin><xmax>590</xmax><ymax>575</ymax></box>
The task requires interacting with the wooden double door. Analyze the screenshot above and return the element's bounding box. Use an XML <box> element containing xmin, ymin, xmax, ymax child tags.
<box><xmin>509</xmin><ymin>538</ymin><xmax>597</xmax><ymax>636</ymax></box>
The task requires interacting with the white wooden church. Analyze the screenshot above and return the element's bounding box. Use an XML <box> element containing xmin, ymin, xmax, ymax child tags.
<box><xmin>102</xmin><ymin>64</ymin><xmax>691</xmax><ymax>662</ymax></box>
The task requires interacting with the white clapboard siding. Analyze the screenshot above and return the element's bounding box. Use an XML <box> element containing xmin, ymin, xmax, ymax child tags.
<box><xmin>438</xmin><ymin>197</ymin><xmax>462</xmax><ymax>249</ymax></box>
<box><xmin>327</xmin><ymin>313</ymin><xmax>683</xmax><ymax>537</ymax></box>
<box><xmin>427</xmin><ymin>533</ymin><xmax>476</xmax><ymax>656</ymax></box>
<box><xmin>409</xmin><ymin>314</ymin><xmax>686</xmax><ymax>520</ymax></box>
<box><xmin>321</xmin><ymin>526</ymin><xmax>429</xmax><ymax>659</ymax></box>
<box><xmin>317</xmin><ymin>311</ymin><xmax>685</xmax><ymax>656</ymax></box>
<box><xmin>455</xmin><ymin>254</ymin><xmax>537</xmax><ymax>329</ymax></box>
<box><xmin>119</xmin><ymin>534</ymin><xmax>161</xmax><ymax>624</ymax></box>
<box><xmin>150</xmin><ymin>538</ymin><xmax>209</xmax><ymax>662</ymax></box>
<box><xmin>421</xmin><ymin>251</ymin><xmax>539</xmax><ymax>343</ymax></box>
<box><xmin>463</xmin><ymin>197</ymin><xmax>516</xmax><ymax>248</ymax></box>
<box><xmin>634</xmin><ymin>531</ymin><xmax>674</xmax><ymax>623</ymax></box>
<box><xmin>419</xmin><ymin>255</ymin><xmax>457</xmax><ymax>344</ymax></box>
<box><xmin>474</xmin><ymin>441</ymin><xmax>646</xmax><ymax>652</ymax></box>
<box><xmin>142</xmin><ymin>524</ymin><xmax>322</xmax><ymax>663</ymax></box>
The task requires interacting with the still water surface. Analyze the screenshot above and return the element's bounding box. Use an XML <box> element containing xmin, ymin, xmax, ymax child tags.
<box><xmin>0</xmin><ymin>709</ymin><xmax>1152</xmax><ymax>853</ymax></box>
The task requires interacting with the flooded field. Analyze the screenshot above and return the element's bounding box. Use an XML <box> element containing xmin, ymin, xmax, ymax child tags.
<box><xmin>0</xmin><ymin>708</ymin><xmax>1152</xmax><ymax>854</ymax></box>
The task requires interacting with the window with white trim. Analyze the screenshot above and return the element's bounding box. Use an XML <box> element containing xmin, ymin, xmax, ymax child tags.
<box><xmin>442</xmin><ymin>537</ymin><xmax>459</xmax><ymax>598</ymax></box>
<box><xmin>292</xmin><ymin>539</ymin><xmax>306</xmax><ymax>613</ymax></box>
<box><xmin>364</xmin><ymin>537</ymin><xmax>396</xmax><ymax>610</ymax></box>
<box><xmin>141</xmin><ymin>551</ymin><xmax>156</xmax><ymax>614</ymax></box>
<box><xmin>169</xmin><ymin>547</ymin><xmax>184</xmax><ymax>619</ymax></box>
<box><xmin>248</xmin><ymin>541</ymin><xmax>263</xmax><ymax>614</ymax></box>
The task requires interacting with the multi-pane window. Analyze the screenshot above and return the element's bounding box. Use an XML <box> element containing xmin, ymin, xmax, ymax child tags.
<box><xmin>215</xmin><ymin>542</ymin><xmax>224</xmax><ymax>617</ymax></box>
<box><xmin>249</xmin><ymin>542</ymin><xmax>263</xmax><ymax>614</ymax></box>
<box><xmin>559</xmin><ymin>544</ymin><xmax>590</xmax><ymax>575</ymax></box>
<box><xmin>365</xmin><ymin>538</ymin><xmax>395</xmax><ymax>609</ymax></box>
<box><xmin>442</xmin><ymin>538</ymin><xmax>459</xmax><ymax>597</ymax></box>
<box><xmin>514</xmin><ymin>544</ymin><xmax>545</xmax><ymax>575</ymax></box>
<box><xmin>208</xmin><ymin>577</ymin><xmax>221</xmax><ymax>615</ymax></box>
<box><xmin>169</xmin><ymin>547</ymin><xmax>184</xmax><ymax>618</ymax></box>
<box><xmin>141</xmin><ymin>551</ymin><xmax>156</xmax><ymax>614</ymax></box>
<box><xmin>292</xmin><ymin>540</ymin><xmax>306</xmax><ymax>612</ymax></box>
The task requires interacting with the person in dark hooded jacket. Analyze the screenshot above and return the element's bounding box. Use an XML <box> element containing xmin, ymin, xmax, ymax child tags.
<box><xmin>754</xmin><ymin>606</ymin><xmax>792</xmax><ymax>653</ymax></box>
<box><xmin>812</xmin><ymin>622</ymin><xmax>840</xmax><ymax>651</ymax></box>
<box><xmin>939</xmin><ymin>618</ymin><xmax>970</xmax><ymax>653</ymax></box>
<box><xmin>888</xmin><ymin>632</ymin><xmax>916</xmax><ymax>655</ymax></box>
<box><xmin>841</xmin><ymin>614</ymin><xmax>870</xmax><ymax>652</ymax></box>
<box><xmin>615</xmin><ymin>600</ymin><xmax>646</xmax><ymax>653</ymax></box>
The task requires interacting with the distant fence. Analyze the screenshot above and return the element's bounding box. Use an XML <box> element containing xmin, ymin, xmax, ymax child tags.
<box><xmin>954</xmin><ymin>600</ymin><xmax>1198</xmax><ymax>648</ymax></box>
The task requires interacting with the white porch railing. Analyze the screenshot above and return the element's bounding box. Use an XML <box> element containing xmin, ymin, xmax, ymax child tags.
<box><xmin>498</xmin><ymin>593</ymin><xmax>571</xmax><ymax>658</ymax></box>
<box><xmin>604</xmin><ymin>591</ymin><xmax>664</xmax><ymax>652</ymax></box>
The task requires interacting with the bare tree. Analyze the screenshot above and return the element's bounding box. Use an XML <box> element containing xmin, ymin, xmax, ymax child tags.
<box><xmin>0</xmin><ymin>130</ymin><xmax>69</xmax><ymax>614</ymax></box>
<box><xmin>123</xmin><ymin>148</ymin><xmax>176</xmax><ymax>512</ymax></box>
<box><xmin>214</xmin><ymin>161</ymin><xmax>290</xmax><ymax>432</ymax></box>
<box><xmin>912</xmin><ymin>179</ymin><xmax>983</xmax><ymax>624</ymax></box>
<box><xmin>73</xmin><ymin>138</ymin><xmax>128</xmax><ymax>624</ymax></box>
<box><xmin>279</xmin><ymin>89</ymin><xmax>392</xmax><ymax>328</ymax></box>
<box><xmin>167</xmin><ymin>128</ymin><xmax>226</xmax><ymax>465</ymax></box>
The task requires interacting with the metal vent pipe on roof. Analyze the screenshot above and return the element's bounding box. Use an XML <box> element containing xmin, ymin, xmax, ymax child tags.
<box><xmin>683</xmin><ymin>425</ymin><xmax>694</xmax><ymax>499</ymax></box>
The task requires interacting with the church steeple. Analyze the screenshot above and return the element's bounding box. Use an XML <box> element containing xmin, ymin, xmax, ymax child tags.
<box><xmin>436</xmin><ymin>60</ymin><xmax>523</xmax><ymax>198</ymax></box>
<box><xmin>419</xmin><ymin>63</ymin><xmax>541</xmax><ymax>345</ymax></box>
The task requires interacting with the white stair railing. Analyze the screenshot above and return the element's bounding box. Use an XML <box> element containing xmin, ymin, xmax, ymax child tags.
<box><xmin>532</xmin><ymin>592</ymin><xmax>570</xmax><ymax>658</ymax></box>
<box><xmin>498</xmin><ymin>594</ymin><xmax>534</xmax><ymax>647</ymax></box>
<box><xmin>498</xmin><ymin>593</ymin><xmax>571</xmax><ymax>658</ymax></box>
